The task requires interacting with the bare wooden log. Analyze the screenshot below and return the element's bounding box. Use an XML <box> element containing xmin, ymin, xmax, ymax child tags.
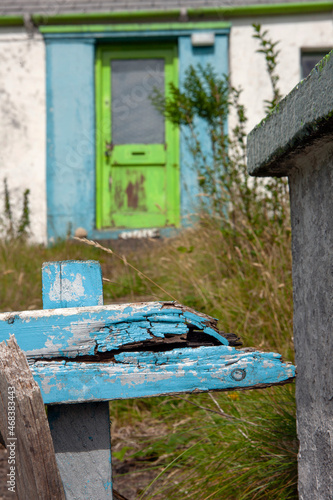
<box><xmin>0</xmin><ymin>335</ymin><xmax>65</xmax><ymax>500</ymax></box>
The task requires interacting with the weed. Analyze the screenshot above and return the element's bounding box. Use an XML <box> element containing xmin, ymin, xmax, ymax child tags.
<box><xmin>152</xmin><ymin>68</ymin><xmax>288</xmax><ymax>234</ymax></box>
<box><xmin>0</xmin><ymin>24</ymin><xmax>296</xmax><ymax>500</ymax></box>
<box><xmin>0</xmin><ymin>179</ymin><xmax>31</xmax><ymax>240</ymax></box>
<box><xmin>252</xmin><ymin>23</ymin><xmax>283</xmax><ymax>113</ymax></box>
<box><xmin>0</xmin><ymin>224</ymin><xmax>295</xmax><ymax>498</ymax></box>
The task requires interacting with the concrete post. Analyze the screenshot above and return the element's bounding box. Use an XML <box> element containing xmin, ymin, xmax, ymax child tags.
<box><xmin>247</xmin><ymin>52</ymin><xmax>333</xmax><ymax>500</ymax></box>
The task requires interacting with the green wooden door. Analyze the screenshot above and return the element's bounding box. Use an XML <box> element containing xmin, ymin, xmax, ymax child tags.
<box><xmin>96</xmin><ymin>44</ymin><xmax>179</xmax><ymax>230</ymax></box>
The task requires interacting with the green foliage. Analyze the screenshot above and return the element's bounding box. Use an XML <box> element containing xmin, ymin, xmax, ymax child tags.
<box><xmin>252</xmin><ymin>23</ymin><xmax>283</xmax><ymax>112</ymax></box>
<box><xmin>3</xmin><ymin>178</ymin><xmax>13</xmax><ymax>236</ymax></box>
<box><xmin>152</xmin><ymin>64</ymin><xmax>230</xmax><ymax>129</ymax></box>
<box><xmin>1</xmin><ymin>179</ymin><xmax>31</xmax><ymax>240</ymax></box>
<box><xmin>0</xmin><ymin>25</ymin><xmax>296</xmax><ymax>500</ymax></box>
<box><xmin>0</xmin><ymin>218</ymin><xmax>296</xmax><ymax>498</ymax></box>
<box><xmin>17</xmin><ymin>189</ymin><xmax>30</xmax><ymax>238</ymax></box>
<box><xmin>127</xmin><ymin>387</ymin><xmax>298</xmax><ymax>500</ymax></box>
<box><xmin>152</xmin><ymin>49</ymin><xmax>287</xmax><ymax>234</ymax></box>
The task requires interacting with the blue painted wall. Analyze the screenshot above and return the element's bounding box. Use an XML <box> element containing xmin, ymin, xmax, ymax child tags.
<box><xmin>45</xmin><ymin>31</ymin><xmax>228</xmax><ymax>241</ymax></box>
<box><xmin>178</xmin><ymin>35</ymin><xmax>229</xmax><ymax>223</ymax></box>
<box><xmin>46</xmin><ymin>40</ymin><xmax>96</xmax><ymax>242</ymax></box>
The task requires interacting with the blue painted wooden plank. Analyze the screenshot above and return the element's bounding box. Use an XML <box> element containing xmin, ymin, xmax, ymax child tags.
<box><xmin>149</xmin><ymin>322</ymin><xmax>188</xmax><ymax>337</ymax></box>
<box><xmin>29</xmin><ymin>346</ymin><xmax>295</xmax><ymax>405</ymax></box>
<box><xmin>43</xmin><ymin>260</ymin><xmax>113</xmax><ymax>499</ymax></box>
<box><xmin>0</xmin><ymin>302</ymin><xmax>230</xmax><ymax>359</ymax></box>
<box><xmin>42</xmin><ymin>260</ymin><xmax>103</xmax><ymax>309</ymax></box>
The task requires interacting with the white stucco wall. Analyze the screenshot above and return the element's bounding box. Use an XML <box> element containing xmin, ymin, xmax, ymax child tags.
<box><xmin>230</xmin><ymin>13</ymin><xmax>333</xmax><ymax>133</ymax></box>
<box><xmin>0</xmin><ymin>13</ymin><xmax>332</xmax><ymax>243</ymax></box>
<box><xmin>0</xmin><ymin>28</ymin><xmax>46</xmax><ymax>243</ymax></box>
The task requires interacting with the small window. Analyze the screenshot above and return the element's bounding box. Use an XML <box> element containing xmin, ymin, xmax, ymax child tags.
<box><xmin>111</xmin><ymin>58</ymin><xmax>165</xmax><ymax>145</ymax></box>
<box><xmin>301</xmin><ymin>49</ymin><xmax>332</xmax><ymax>79</ymax></box>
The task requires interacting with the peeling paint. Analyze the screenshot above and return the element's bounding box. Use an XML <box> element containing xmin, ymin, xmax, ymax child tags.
<box><xmin>29</xmin><ymin>345</ymin><xmax>295</xmax><ymax>404</ymax></box>
<box><xmin>48</xmin><ymin>273</ymin><xmax>85</xmax><ymax>303</ymax></box>
<box><xmin>0</xmin><ymin>260</ymin><xmax>295</xmax><ymax>407</ymax></box>
<box><xmin>0</xmin><ymin>301</ymin><xmax>240</xmax><ymax>359</ymax></box>
<box><xmin>42</xmin><ymin>261</ymin><xmax>103</xmax><ymax>309</ymax></box>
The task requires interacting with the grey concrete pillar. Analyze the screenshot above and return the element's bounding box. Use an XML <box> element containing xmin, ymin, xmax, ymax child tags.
<box><xmin>247</xmin><ymin>52</ymin><xmax>333</xmax><ymax>500</ymax></box>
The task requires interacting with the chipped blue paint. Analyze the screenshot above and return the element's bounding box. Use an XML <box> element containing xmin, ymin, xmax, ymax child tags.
<box><xmin>147</xmin><ymin>314</ymin><xmax>185</xmax><ymax>323</ymax></box>
<box><xmin>96</xmin><ymin>322</ymin><xmax>153</xmax><ymax>351</ymax></box>
<box><xmin>42</xmin><ymin>260</ymin><xmax>103</xmax><ymax>309</ymax></box>
<box><xmin>43</xmin><ymin>260</ymin><xmax>113</xmax><ymax>499</ymax></box>
<box><xmin>182</xmin><ymin>310</ymin><xmax>228</xmax><ymax>345</ymax></box>
<box><xmin>149</xmin><ymin>322</ymin><xmax>188</xmax><ymax>337</ymax></box>
<box><xmin>0</xmin><ymin>259</ymin><xmax>295</xmax><ymax>411</ymax></box>
<box><xmin>30</xmin><ymin>346</ymin><xmax>295</xmax><ymax>405</ymax></box>
<box><xmin>0</xmin><ymin>302</ymin><xmax>229</xmax><ymax>358</ymax></box>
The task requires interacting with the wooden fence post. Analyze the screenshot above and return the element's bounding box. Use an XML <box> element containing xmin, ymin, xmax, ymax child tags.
<box><xmin>0</xmin><ymin>259</ymin><xmax>296</xmax><ymax>498</ymax></box>
<box><xmin>247</xmin><ymin>52</ymin><xmax>333</xmax><ymax>500</ymax></box>
<box><xmin>0</xmin><ymin>336</ymin><xmax>65</xmax><ymax>499</ymax></box>
<box><xmin>43</xmin><ymin>260</ymin><xmax>113</xmax><ymax>499</ymax></box>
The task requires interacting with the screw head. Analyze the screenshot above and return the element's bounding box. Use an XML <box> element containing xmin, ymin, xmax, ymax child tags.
<box><xmin>231</xmin><ymin>368</ymin><xmax>246</xmax><ymax>381</ymax></box>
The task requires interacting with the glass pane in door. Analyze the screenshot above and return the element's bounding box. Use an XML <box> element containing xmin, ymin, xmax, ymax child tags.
<box><xmin>111</xmin><ymin>59</ymin><xmax>165</xmax><ymax>144</ymax></box>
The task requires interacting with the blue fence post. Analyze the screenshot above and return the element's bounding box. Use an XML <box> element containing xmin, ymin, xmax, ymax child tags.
<box><xmin>43</xmin><ymin>260</ymin><xmax>113</xmax><ymax>499</ymax></box>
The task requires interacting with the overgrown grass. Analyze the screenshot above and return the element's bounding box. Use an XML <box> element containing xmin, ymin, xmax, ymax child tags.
<box><xmin>107</xmin><ymin>212</ymin><xmax>296</xmax><ymax>499</ymax></box>
<box><xmin>119</xmin><ymin>386</ymin><xmax>297</xmax><ymax>500</ymax></box>
<box><xmin>0</xmin><ymin>208</ymin><xmax>296</xmax><ymax>499</ymax></box>
<box><xmin>0</xmin><ymin>23</ymin><xmax>296</xmax><ymax>498</ymax></box>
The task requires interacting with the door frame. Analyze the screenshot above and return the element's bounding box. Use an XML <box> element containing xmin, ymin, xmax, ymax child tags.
<box><xmin>95</xmin><ymin>42</ymin><xmax>180</xmax><ymax>230</ymax></box>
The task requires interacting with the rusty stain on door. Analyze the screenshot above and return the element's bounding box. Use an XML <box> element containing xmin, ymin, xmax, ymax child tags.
<box><xmin>126</xmin><ymin>174</ymin><xmax>146</xmax><ymax>210</ymax></box>
<box><xmin>97</xmin><ymin>44</ymin><xmax>180</xmax><ymax>230</ymax></box>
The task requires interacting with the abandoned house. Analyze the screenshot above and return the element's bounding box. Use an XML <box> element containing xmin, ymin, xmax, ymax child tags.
<box><xmin>0</xmin><ymin>0</ymin><xmax>332</xmax><ymax>243</ymax></box>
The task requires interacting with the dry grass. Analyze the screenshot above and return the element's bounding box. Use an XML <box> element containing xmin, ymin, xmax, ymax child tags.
<box><xmin>0</xmin><ymin>207</ymin><xmax>296</xmax><ymax>499</ymax></box>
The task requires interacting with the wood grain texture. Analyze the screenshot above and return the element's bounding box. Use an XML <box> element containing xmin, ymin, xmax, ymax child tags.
<box><xmin>0</xmin><ymin>302</ymin><xmax>240</xmax><ymax>362</ymax></box>
<box><xmin>0</xmin><ymin>303</ymin><xmax>294</xmax><ymax>405</ymax></box>
<box><xmin>42</xmin><ymin>260</ymin><xmax>103</xmax><ymax>309</ymax></box>
<box><xmin>0</xmin><ymin>336</ymin><xmax>65</xmax><ymax>500</ymax></box>
<box><xmin>48</xmin><ymin>403</ymin><xmax>112</xmax><ymax>499</ymax></box>
<box><xmin>30</xmin><ymin>345</ymin><xmax>295</xmax><ymax>404</ymax></box>
<box><xmin>44</xmin><ymin>260</ymin><xmax>113</xmax><ymax>499</ymax></box>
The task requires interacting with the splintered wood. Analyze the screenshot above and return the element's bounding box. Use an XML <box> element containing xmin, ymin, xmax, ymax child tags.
<box><xmin>0</xmin><ymin>302</ymin><xmax>295</xmax><ymax>405</ymax></box>
<box><xmin>0</xmin><ymin>336</ymin><xmax>65</xmax><ymax>500</ymax></box>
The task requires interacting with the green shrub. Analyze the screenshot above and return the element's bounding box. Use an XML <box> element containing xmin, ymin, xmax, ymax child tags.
<box><xmin>151</xmin><ymin>25</ymin><xmax>288</xmax><ymax>234</ymax></box>
<box><xmin>0</xmin><ymin>25</ymin><xmax>297</xmax><ymax>500</ymax></box>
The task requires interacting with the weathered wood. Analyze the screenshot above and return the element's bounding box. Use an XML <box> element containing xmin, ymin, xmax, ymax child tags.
<box><xmin>247</xmin><ymin>53</ymin><xmax>333</xmax><ymax>499</ymax></box>
<box><xmin>42</xmin><ymin>260</ymin><xmax>104</xmax><ymax>309</ymax></box>
<box><xmin>0</xmin><ymin>301</ymin><xmax>294</xmax><ymax>405</ymax></box>
<box><xmin>48</xmin><ymin>402</ymin><xmax>112</xmax><ymax>498</ymax></box>
<box><xmin>0</xmin><ymin>336</ymin><xmax>65</xmax><ymax>500</ymax></box>
<box><xmin>44</xmin><ymin>260</ymin><xmax>113</xmax><ymax>500</ymax></box>
<box><xmin>0</xmin><ymin>288</ymin><xmax>294</xmax><ymax>405</ymax></box>
<box><xmin>0</xmin><ymin>259</ymin><xmax>296</xmax><ymax>498</ymax></box>
<box><xmin>0</xmin><ymin>302</ymin><xmax>240</xmax><ymax>361</ymax></box>
<box><xmin>30</xmin><ymin>345</ymin><xmax>294</xmax><ymax>404</ymax></box>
